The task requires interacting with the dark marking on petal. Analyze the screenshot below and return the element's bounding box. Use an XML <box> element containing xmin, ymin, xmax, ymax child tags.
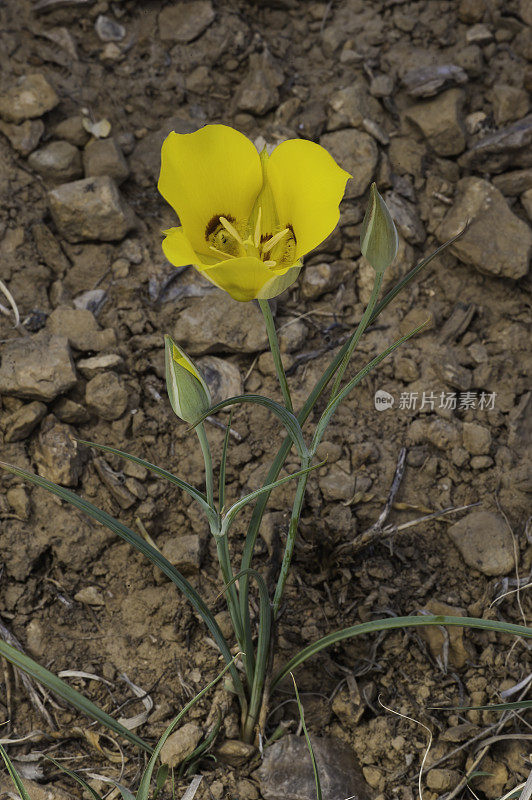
<box><xmin>205</xmin><ymin>213</ymin><xmax>235</xmax><ymax>241</ymax></box>
<box><xmin>287</xmin><ymin>223</ymin><xmax>297</xmax><ymax>244</ymax></box>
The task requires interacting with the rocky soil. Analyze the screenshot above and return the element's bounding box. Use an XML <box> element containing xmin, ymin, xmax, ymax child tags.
<box><xmin>0</xmin><ymin>1</ymin><xmax>531</xmax><ymax>799</ymax></box>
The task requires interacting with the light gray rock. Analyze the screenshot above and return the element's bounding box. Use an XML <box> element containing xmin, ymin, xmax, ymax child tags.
<box><xmin>319</xmin><ymin>465</ymin><xmax>355</xmax><ymax>502</ymax></box>
<box><xmin>160</xmin><ymin>535</ymin><xmax>201</xmax><ymax>575</ymax></box>
<box><xmin>196</xmin><ymin>356</ymin><xmax>242</xmax><ymax>405</ymax></box>
<box><xmin>462</xmin><ymin>422</ymin><xmax>491</xmax><ymax>455</ymax></box>
<box><xmin>327</xmin><ymin>82</ymin><xmax>385</xmax><ymax>130</ymax></box>
<box><xmin>402</xmin><ymin>64</ymin><xmax>468</xmax><ymax>98</ymax></box>
<box><xmin>254</xmin><ymin>735</ymin><xmax>371</xmax><ymax>800</ymax></box>
<box><xmin>448</xmin><ymin>510</ymin><xmax>516</xmax><ymax>576</ymax></box>
<box><xmin>436</xmin><ymin>177</ymin><xmax>532</xmax><ymax>279</ymax></box>
<box><xmin>33</xmin><ymin>416</ymin><xmax>84</xmax><ymax>487</ymax></box>
<box><xmin>47</xmin><ymin>306</ymin><xmax>116</xmax><ymax>351</ymax></box>
<box><xmin>83</xmin><ymin>137</ymin><xmax>129</xmax><ymax>184</ymax></box>
<box><xmin>384</xmin><ymin>191</ymin><xmax>426</xmax><ymax>245</ymax></box>
<box><xmin>4</xmin><ymin>401</ymin><xmax>47</xmax><ymax>442</ymax></box>
<box><xmin>301</xmin><ymin>261</ymin><xmax>346</xmax><ymax>300</ymax></box>
<box><xmin>0</xmin><ymin>118</ymin><xmax>44</xmax><ymax>155</ymax></box>
<box><xmin>76</xmin><ymin>353</ymin><xmax>123</xmax><ymax>378</ymax></box>
<box><xmin>0</xmin><ymin>332</ymin><xmax>76</xmax><ymax>401</ymax></box>
<box><xmin>320</xmin><ymin>129</ymin><xmax>378</xmax><ymax>198</ymax></box>
<box><xmin>405</xmin><ymin>89</ymin><xmax>466</xmax><ymax>156</ymax></box>
<box><xmin>460</xmin><ymin>114</ymin><xmax>532</xmax><ymax>173</ymax></box>
<box><xmin>86</xmin><ymin>372</ymin><xmax>128</xmax><ymax>420</ymax></box>
<box><xmin>28</xmin><ymin>140</ymin><xmax>82</xmax><ymax>183</ymax></box>
<box><xmin>492</xmin><ymin>168</ymin><xmax>532</xmax><ymax>196</ymax></box>
<box><xmin>160</xmin><ymin>723</ymin><xmax>202</xmax><ymax>767</ymax></box>
<box><xmin>491</xmin><ymin>84</ymin><xmax>530</xmax><ymax>126</ymax></box>
<box><xmin>158</xmin><ymin>1</ymin><xmax>215</xmax><ymax>43</ymax></box>
<box><xmin>0</xmin><ymin>74</ymin><xmax>59</xmax><ymax>123</ymax></box>
<box><xmin>48</xmin><ymin>176</ymin><xmax>135</xmax><ymax>242</ymax></box>
<box><xmin>173</xmin><ymin>292</ymin><xmax>268</xmax><ymax>355</ymax></box>
<box><xmin>95</xmin><ymin>14</ymin><xmax>125</xmax><ymax>42</ymax></box>
<box><xmin>235</xmin><ymin>50</ymin><xmax>284</xmax><ymax>116</ymax></box>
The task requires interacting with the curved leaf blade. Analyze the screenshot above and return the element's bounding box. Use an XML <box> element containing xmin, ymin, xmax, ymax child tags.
<box><xmin>272</xmin><ymin>615</ymin><xmax>532</xmax><ymax>688</ymax></box>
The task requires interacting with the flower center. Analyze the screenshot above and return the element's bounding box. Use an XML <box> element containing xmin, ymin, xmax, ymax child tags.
<box><xmin>205</xmin><ymin>210</ymin><xmax>296</xmax><ymax>269</ymax></box>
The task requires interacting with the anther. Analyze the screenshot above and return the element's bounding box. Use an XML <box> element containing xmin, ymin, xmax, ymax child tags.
<box><xmin>219</xmin><ymin>216</ymin><xmax>243</xmax><ymax>245</ymax></box>
<box><xmin>262</xmin><ymin>228</ymin><xmax>290</xmax><ymax>254</ymax></box>
<box><xmin>264</xmin><ymin>259</ymin><xmax>277</xmax><ymax>268</ymax></box>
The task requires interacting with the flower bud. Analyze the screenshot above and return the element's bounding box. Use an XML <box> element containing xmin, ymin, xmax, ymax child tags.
<box><xmin>164</xmin><ymin>335</ymin><xmax>211</xmax><ymax>424</ymax></box>
<box><xmin>360</xmin><ymin>183</ymin><xmax>399</xmax><ymax>273</ymax></box>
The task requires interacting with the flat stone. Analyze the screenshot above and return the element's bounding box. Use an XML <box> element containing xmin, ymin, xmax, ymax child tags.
<box><xmin>86</xmin><ymin>372</ymin><xmax>128</xmax><ymax>420</ymax></box>
<box><xmin>28</xmin><ymin>140</ymin><xmax>83</xmax><ymax>183</ymax></box>
<box><xmin>0</xmin><ymin>332</ymin><xmax>76</xmax><ymax>401</ymax></box>
<box><xmin>158</xmin><ymin>1</ymin><xmax>215</xmax><ymax>43</ymax></box>
<box><xmin>74</xmin><ymin>585</ymin><xmax>106</xmax><ymax>605</ymax></box>
<box><xmin>160</xmin><ymin>723</ymin><xmax>202</xmax><ymax>767</ymax></box>
<box><xmin>32</xmin><ymin>222</ymin><xmax>70</xmax><ymax>274</ymax></box>
<box><xmin>0</xmin><ymin>73</ymin><xmax>59</xmax><ymax>123</ymax></box>
<box><xmin>195</xmin><ymin>356</ymin><xmax>242</xmax><ymax>406</ymax></box>
<box><xmin>0</xmin><ymin>118</ymin><xmax>44</xmax><ymax>155</ymax></box>
<box><xmin>419</xmin><ymin>599</ymin><xmax>470</xmax><ymax>668</ymax></box>
<box><xmin>235</xmin><ymin>50</ymin><xmax>284</xmax><ymax>116</ymax></box>
<box><xmin>405</xmin><ymin>89</ymin><xmax>466</xmax><ymax>156</ymax></box>
<box><xmin>173</xmin><ymin>292</ymin><xmax>268</xmax><ymax>355</ymax></box>
<box><xmin>327</xmin><ymin>82</ymin><xmax>385</xmax><ymax>130</ymax></box>
<box><xmin>254</xmin><ymin>735</ymin><xmax>371</xmax><ymax>800</ymax></box>
<box><xmin>384</xmin><ymin>191</ymin><xmax>426</xmax><ymax>245</ymax></box>
<box><xmin>47</xmin><ymin>306</ymin><xmax>116</xmax><ymax>351</ymax></box>
<box><xmin>160</xmin><ymin>535</ymin><xmax>201</xmax><ymax>575</ymax></box>
<box><xmin>4</xmin><ymin>401</ymin><xmax>47</xmax><ymax>442</ymax></box>
<box><xmin>491</xmin><ymin>84</ymin><xmax>530</xmax><ymax>126</ymax></box>
<box><xmin>402</xmin><ymin>64</ymin><xmax>468</xmax><ymax>98</ymax></box>
<box><xmin>459</xmin><ymin>114</ymin><xmax>532</xmax><ymax>173</ymax></box>
<box><xmin>436</xmin><ymin>177</ymin><xmax>532</xmax><ymax>279</ymax></box>
<box><xmin>448</xmin><ymin>510</ymin><xmax>516</xmax><ymax>576</ymax></box>
<box><xmin>76</xmin><ymin>353</ymin><xmax>122</xmax><ymax>378</ymax></box>
<box><xmin>319</xmin><ymin>465</ymin><xmax>355</xmax><ymax>502</ymax></box>
<box><xmin>301</xmin><ymin>261</ymin><xmax>345</xmax><ymax>300</ymax></box>
<box><xmin>462</xmin><ymin>421</ymin><xmax>491</xmax><ymax>455</ymax></box>
<box><xmin>216</xmin><ymin>740</ymin><xmax>255</xmax><ymax>767</ymax></box>
<box><xmin>492</xmin><ymin>168</ymin><xmax>532</xmax><ymax>195</ymax></box>
<box><xmin>53</xmin><ymin>115</ymin><xmax>90</xmax><ymax>147</ymax></box>
<box><xmin>320</xmin><ymin>129</ymin><xmax>378</xmax><ymax>198</ymax></box>
<box><xmin>95</xmin><ymin>14</ymin><xmax>125</xmax><ymax>42</ymax></box>
<box><xmin>33</xmin><ymin>416</ymin><xmax>84</xmax><ymax>487</ymax></box>
<box><xmin>83</xmin><ymin>137</ymin><xmax>129</xmax><ymax>185</ymax></box>
<box><xmin>48</xmin><ymin>176</ymin><xmax>135</xmax><ymax>242</ymax></box>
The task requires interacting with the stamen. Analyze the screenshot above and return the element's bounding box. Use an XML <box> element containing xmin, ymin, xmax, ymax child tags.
<box><xmin>254</xmin><ymin>206</ymin><xmax>262</xmax><ymax>249</ymax></box>
<box><xmin>262</xmin><ymin>227</ymin><xmax>290</xmax><ymax>254</ymax></box>
<box><xmin>264</xmin><ymin>259</ymin><xmax>277</xmax><ymax>268</ymax></box>
<box><xmin>209</xmin><ymin>245</ymin><xmax>234</xmax><ymax>260</ymax></box>
<box><xmin>219</xmin><ymin>216</ymin><xmax>243</xmax><ymax>245</ymax></box>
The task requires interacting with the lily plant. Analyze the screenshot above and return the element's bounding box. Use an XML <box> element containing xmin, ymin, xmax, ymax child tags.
<box><xmin>1</xmin><ymin>126</ymin><xmax>530</xmax><ymax>771</ymax></box>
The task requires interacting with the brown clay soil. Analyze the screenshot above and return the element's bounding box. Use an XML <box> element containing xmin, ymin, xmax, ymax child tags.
<box><xmin>0</xmin><ymin>0</ymin><xmax>531</xmax><ymax>798</ymax></box>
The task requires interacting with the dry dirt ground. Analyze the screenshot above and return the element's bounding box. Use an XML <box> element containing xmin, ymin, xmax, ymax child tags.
<box><xmin>0</xmin><ymin>0</ymin><xmax>531</xmax><ymax>798</ymax></box>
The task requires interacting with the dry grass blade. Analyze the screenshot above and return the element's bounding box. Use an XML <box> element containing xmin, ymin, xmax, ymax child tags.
<box><xmin>0</xmin><ymin>279</ymin><xmax>20</xmax><ymax>328</ymax></box>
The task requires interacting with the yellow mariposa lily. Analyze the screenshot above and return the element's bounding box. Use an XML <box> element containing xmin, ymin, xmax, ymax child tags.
<box><xmin>158</xmin><ymin>124</ymin><xmax>351</xmax><ymax>302</ymax></box>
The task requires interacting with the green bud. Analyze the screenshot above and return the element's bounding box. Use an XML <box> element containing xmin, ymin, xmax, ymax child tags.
<box><xmin>360</xmin><ymin>182</ymin><xmax>399</xmax><ymax>273</ymax></box>
<box><xmin>164</xmin><ymin>335</ymin><xmax>211</xmax><ymax>424</ymax></box>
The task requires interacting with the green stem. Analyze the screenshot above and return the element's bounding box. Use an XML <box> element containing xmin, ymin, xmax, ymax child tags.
<box><xmin>215</xmin><ymin>536</ymin><xmax>250</xmax><ymax>682</ymax></box>
<box><xmin>196</xmin><ymin>423</ymin><xmax>214</xmax><ymax>509</ymax></box>
<box><xmin>272</xmin><ymin>464</ymin><xmax>310</xmax><ymax>618</ymax></box>
<box><xmin>329</xmin><ymin>270</ymin><xmax>383</xmax><ymax>400</ymax></box>
<box><xmin>259</xmin><ymin>299</ymin><xmax>293</xmax><ymax>413</ymax></box>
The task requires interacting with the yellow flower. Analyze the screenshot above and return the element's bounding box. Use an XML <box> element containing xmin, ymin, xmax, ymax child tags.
<box><xmin>158</xmin><ymin>124</ymin><xmax>351</xmax><ymax>302</ymax></box>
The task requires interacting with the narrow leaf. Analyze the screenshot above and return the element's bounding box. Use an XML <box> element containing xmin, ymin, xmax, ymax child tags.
<box><xmin>292</xmin><ymin>675</ymin><xmax>322</xmax><ymax>800</ymax></box>
<box><xmin>0</xmin><ymin>744</ymin><xmax>33</xmax><ymax>800</ymax></box>
<box><xmin>0</xmin><ymin>639</ymin><xmax>151</xmax><ymax>753</ymax></box>
<box><xmin>272</xmin><ymin>615</ymin><xmax>532</xmax><ymax>688</ymax></box>
<box><xmin>0</xmin><ymin>461</ymin><xmax>245</xmax><ymax>706</ymax></box>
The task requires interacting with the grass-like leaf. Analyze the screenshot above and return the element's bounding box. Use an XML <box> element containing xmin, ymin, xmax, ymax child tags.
<box><xmin>272</xmin><ymin>615</ymin><xmax>532</xmax><ymax>688</ymax></box>
<box><xmin>0</xmin><ymin>743</ymin><xmax>33</xmax><ymax>800</ymax></box>
<box><xmin>0</xmin><ymin>639</ymin><xmax>151</xmax><ymax>752</ymax></box>
<box><xmin>292</xmin><ymin>674</ymin><xmax>322</xmax><ymax>800</ymax></box>
<box><xmin>0</xmin><ymin>460</ymin><xmax>246</xmax><ymax>708</ymax></box>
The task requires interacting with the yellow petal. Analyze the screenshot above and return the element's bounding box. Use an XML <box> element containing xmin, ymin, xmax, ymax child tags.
<box><xmin>161</xmin><ymin>227</ymin><xmax>203</xmax><ymax>267</ymax></box>
<box><xmin>266</xmin><ymin>139</ymin><xmax>351</xmax><ymax>260</ymax></box>
<box><xmin>198</xmin><ymin>257</ymin><xmax>298</xmax><ymax>302</ymax></box>
<box><xmin>158</xmin><ymin>125</ymin><xmax>263</xmax><ymax>256</ymax></box>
